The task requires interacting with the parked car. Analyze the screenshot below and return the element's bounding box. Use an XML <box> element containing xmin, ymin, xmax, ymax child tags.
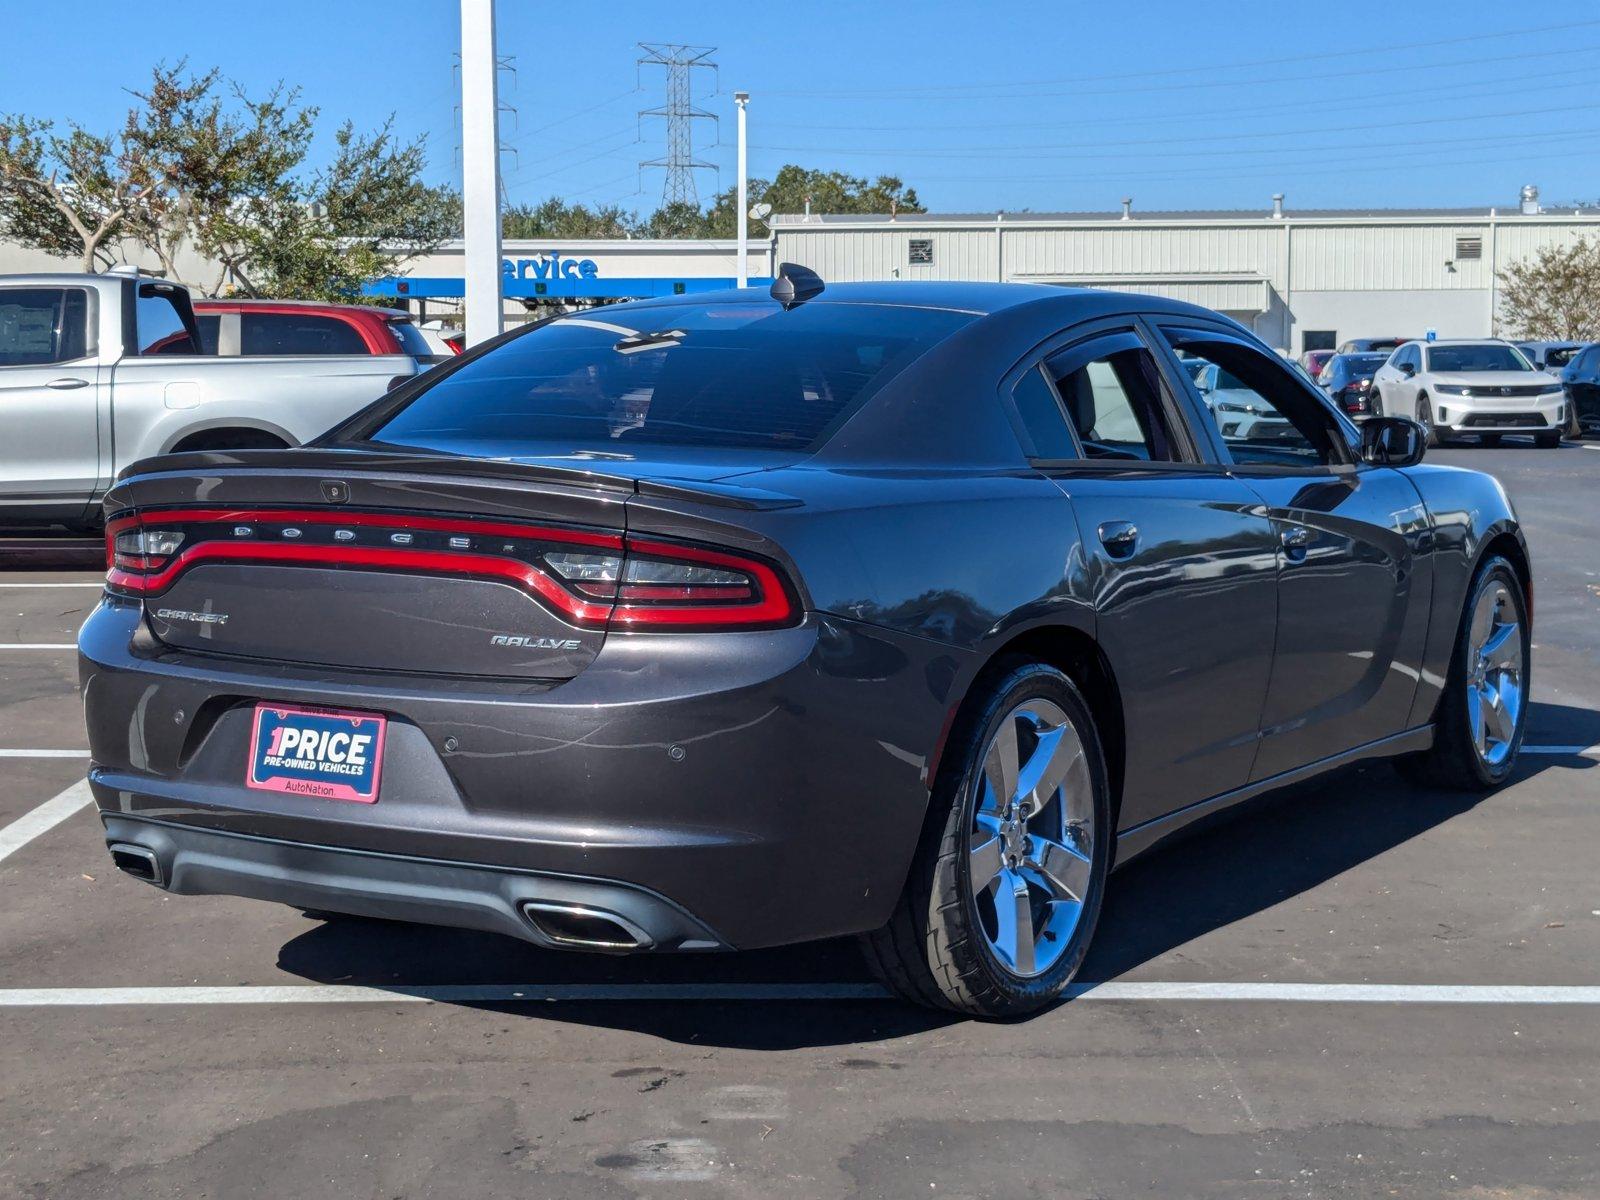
<box><xmin>1317</xmin><ymin>352</ymin><xmax>1391</xmax><ymax>417</ymax></box>
<box><xmin>417</xmin><ymin>318</ymin><xmax>466</xmax><ymax>358</ymax></box>
<box><xmin>1370</xmin><ymin>339</ymin><xmax>1566</xmax><ymax>447</ymax></box>
<box><xmin>192</xmin><ymin>299</ymin><xmax>446</xmax><ymax>368</ymax></box>
<box><xmin>1558</xmin><ymin>342</ymin><xmax>1600</xmax><ymax>437</ymax></box>
<box><xmin>82</xmin><ymin>277</ymin><xmax>1530</xmax><ymax>1018</ymax></box>
<box><xmin>1338</xmin><ymin>336</ymin><xmax>1417</xmax><ymax>354</ymax></box>
<box><xmin>1299</xmin><ymin>348</ymin><xmax>1336</xmax><ymax>378</ymax></box>
<box><xmin>1191</xmin><ymin>361</ymin><xmax>1298</xmax><ymax>439</ymax></box>
<box><xmin>1515</xmin><ymin>340</ymin><xmax>1586</xmax><ymax>373</ymax></box>
<box><xmin>0</xmin><ymin>273</ymin><xmax>421</xmax><ymax>531</ymax></box>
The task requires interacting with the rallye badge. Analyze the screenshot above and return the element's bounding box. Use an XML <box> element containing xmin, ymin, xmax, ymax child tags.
<box><xmin>247</xmin><ymin>704</ymin><xmax>385</xmax><ymax>803</ymax></box>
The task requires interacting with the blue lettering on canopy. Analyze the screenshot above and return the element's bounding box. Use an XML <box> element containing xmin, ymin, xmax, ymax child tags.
<box><xmin>502</xmin><ymin>254</ymin><xmax>600</xmax><ymax>281</ymax></box>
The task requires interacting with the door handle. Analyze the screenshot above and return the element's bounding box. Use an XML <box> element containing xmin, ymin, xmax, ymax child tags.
<box><xmin>1280</xmin><ymin>525</ymin><xmax>1311</xmax><ymax>561</ymax></box>
<box><xmin>46</xmin><ymin>377</ymin><xmax>91</xmax><ymax>390</ymax></box>
<box><xmin>1097</xmin><ymin>520</ymin><xmax>1139</xmax><ymax>559</ymax></box>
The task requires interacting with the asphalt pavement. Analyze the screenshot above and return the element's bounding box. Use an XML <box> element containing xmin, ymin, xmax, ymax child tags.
<box><xmin>0</xmin><ymin>440</ymin><xmax>1596</xmax><ymax>1199</ymax></box>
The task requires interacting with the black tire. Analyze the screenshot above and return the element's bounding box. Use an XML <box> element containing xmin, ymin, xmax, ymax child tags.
<box><xmin>170</xmin><ymin>429</ymin><xmax>290</xmax><ymax>453</ymax></box>
<box><xmin>1369</xmin><ymin>390</ymin><xmax>1384</xmax><ymax>418</ymax></box>
<box><xmin>859</xmin><ymin>661</ymin><xmax>1113</xmax><ymax>1018</ymax></box>
<box><xmin>1416</xmin><ymin>395</ymin><xmax>1440</xmax><ymax>447</ymax></box>
<box><xmin>1399</xmin><ymin>555</ymin><xmax>1529</xmax><ymax>791</ymax></box>
<box><xmin>1534</xmin><ymin>429</ymin><xmax>1562</xmax><ymax>448</ymax></box>
<box><xmin>1479</xmin><ymin>433</ymin><xmax>1502</xmax><ymax>447</ymax></box>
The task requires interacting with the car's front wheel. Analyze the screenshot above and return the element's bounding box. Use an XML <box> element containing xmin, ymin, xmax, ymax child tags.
<box><xmin>1416</xmin><ymin>394</ymin><xmax>1441</xmax><ymax>447</ymax></box>
<box><xmin>1400</xmin><ymin>555</ymin><xmax>1529</xmax><ymax>790</ymax></box>
<box><xmin>1535</xmin><ymin>429</ymin><xmax>1562</xmax><ymax>448</ymax></box>
<box><xmin>860</xmin><ymin>661</ymin><xmax>1112</xmax><ymax>1017</ymax></box>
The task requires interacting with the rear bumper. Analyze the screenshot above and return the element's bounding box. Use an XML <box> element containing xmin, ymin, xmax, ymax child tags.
<box><xmin>101</xmin><ymin>813</ymin><xmax>726</xmax><ymax>951</ymax></box>
<box><xmin>80</xmin><ymin>596</ymin><xmax>962</xmax><ymax>950</ymax></box>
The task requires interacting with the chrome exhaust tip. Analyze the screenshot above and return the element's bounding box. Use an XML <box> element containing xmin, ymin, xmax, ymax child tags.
<box><xmin>108</xmin><ymin>843</ymin><xmax>164</xmax><ymax>888</ymax></box>
<box><xmin>521</xmin><ymin>901</ymin><xmax>652</xmax><ymax>952</ymax></box>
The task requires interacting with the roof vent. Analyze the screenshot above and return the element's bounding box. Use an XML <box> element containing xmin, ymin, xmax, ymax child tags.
<box><xmin>1121</xmin><ymin>197</ymin><xmax>1133</xmax><ymax>221</ymax></box>
<box><xmin>1520</xmin><ymin>184</ymin><xmax>1541</xmax><ymax>215</ymax></box>
<box><xmin>1271</xmin><ymin>193</ymin><xmax>1285</xmax><ymax>219</ymax></box>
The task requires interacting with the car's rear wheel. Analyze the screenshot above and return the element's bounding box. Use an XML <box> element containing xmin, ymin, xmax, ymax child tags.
<box><xmin>860</xmin><ymin>661</ymin><xmax>1112</xmax><ymax>1018</ymax></box>
<box><xmin>1399</xmin><ymin>555</ymin><xmax>1529</xmax><ymax>791</ymax></box>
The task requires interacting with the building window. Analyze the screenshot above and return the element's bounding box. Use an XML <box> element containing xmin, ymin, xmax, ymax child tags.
<box><xmin>908</xmin><ymin>239</ymin><xmax>934</xmax><ymax>265</ymax></box>
<box><xmin>1455</xmin><ymin>236</ymin><xmax>1483</xmax><ymax>260</ymax></box>
<box><xmin>1302</xmin><ymin>330</ymin><xmax>1337</xmax><ymax>352</ymax></box>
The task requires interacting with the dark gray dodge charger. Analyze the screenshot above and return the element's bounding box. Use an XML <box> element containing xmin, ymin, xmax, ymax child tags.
<box><xmin>80</xmin><ymin>273</ymin><xmax>1531</xmax><ymax>1017</ymax></box>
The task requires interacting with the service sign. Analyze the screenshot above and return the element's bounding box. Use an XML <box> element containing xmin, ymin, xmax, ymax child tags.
<box><xmin>246</xmin><ymin>704</ymin><xmax>386</xmax><ymax>804</ymax></box>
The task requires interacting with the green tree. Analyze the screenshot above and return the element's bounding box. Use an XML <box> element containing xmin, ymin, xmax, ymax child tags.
<box><xmin>699</xmin><ymin>165</ymin><xmax>924</xmax><ymax>237</ymax></box>
<box><xmin>0</xmin><ymin>112</ymin><xmax>153</xmax><ymax>271</ymax></box>
<box><xmin>1498</xmin><ymin>237</ymin><xmax>1600</xmax><ymax>340</ymax></box>
<box><xmin>2</xmin><ymin>61</ymin><xmax>457</xmax><ymax>300</ymax></box>
<box><xmin>503</xmin><ymin>197</ymin><xmax>639</xmax><ymax>239</ymax></box>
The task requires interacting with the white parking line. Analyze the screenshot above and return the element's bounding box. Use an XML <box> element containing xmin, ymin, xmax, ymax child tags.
<box><xmin>0</xmin><ymin>981</ymin><xmax>1598</xmax><ymax>1007</ymax></box>
<box><xmin>0</xmin><ymin>750</ymin><xmax>89</xmax><ymax>758</ymax></box>
<box><xmin>0</xmin><ymin>582</ymin><xmax>102</xmax><ymax>588</ymax></box>
<box><xmin>0</xmin><ymin>643</ymin><xmax>77</xmax><ymax>650</ymax></box>
<box><xmin>0</xmin><ymin>780</ymin><xmax>94</xmax><ymax>865</ymax></box>
<box><xmin>1522</xmin><ymin>744</ymin><xmax>1600</xmax><ymax>756</ymax></box>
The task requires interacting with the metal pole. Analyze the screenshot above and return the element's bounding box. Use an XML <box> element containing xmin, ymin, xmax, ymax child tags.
<box><xmin>460</xmin><ymin>0</ymin><xmax>503</xmax><ymax>346</ymax></box>
<box><xmin>734</xmin><ymin>91</ymin><xmax>749</xmax><ymax>288</ymax></box>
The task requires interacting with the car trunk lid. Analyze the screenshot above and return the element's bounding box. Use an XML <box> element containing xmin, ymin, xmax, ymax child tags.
<box><xmin>106</xmin><ymin>450</ymin><xmax>634</xmax><ymax>681</ymax></box>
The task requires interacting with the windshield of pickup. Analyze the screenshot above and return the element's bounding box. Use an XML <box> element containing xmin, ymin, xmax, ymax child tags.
<box><xmin>1427</xmin><ymin>344</ymin><xmax>1532</xmax><ymax>373</ymax></box>
<box><xmin>365</xmin><ymin>300</ymin><xmax>974</xmax><ymax>454</ymax></box>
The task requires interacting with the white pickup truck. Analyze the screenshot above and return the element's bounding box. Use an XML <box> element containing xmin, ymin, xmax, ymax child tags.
<box><xmin>0</xmin><ymin>272</ymin><xmax>421</xmax><ymax>531</ymax></box>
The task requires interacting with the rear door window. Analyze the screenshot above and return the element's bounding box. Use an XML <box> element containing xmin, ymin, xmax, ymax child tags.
<box><xmin>1042</xmin><ymin>332</ymin><xmax>1184</xmax><ymax>462</ymax></box>
<box><xmin>0</xmin><ymin>288</ymin><xmax>90</xmax><ymax>366</ymax></box>
<box><xmin>241</xmin><ymin>313</ymin><xmax>368</xmax><ymax>356</ymax></box>
<box><xmin>364</xmin><ymin>300</ymin><xmax>974</xmax><ymax>454</ymax></box>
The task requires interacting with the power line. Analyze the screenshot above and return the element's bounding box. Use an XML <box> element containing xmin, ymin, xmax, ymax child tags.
<box><xmin>761</xmin><ymin>40</ymin><xmax>1600</xmax><ymax>103</ymax></box>
<box><xmin>754</xmin><ymin>64</ymin><xmax>1600</xmax><ymax>135</ymax></box>
<box><xmin>751</xmin><ymin>96</ymin><xmax>1600</xmax><ymax>159</ymax></box>
<box><xmin>761</xmin><ymin>18</ymin><xmax>1600</xmax><ymax>97</ymax></box>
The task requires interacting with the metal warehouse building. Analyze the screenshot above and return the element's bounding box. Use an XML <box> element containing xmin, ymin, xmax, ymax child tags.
<box><xmin>766</xmin><ymin>198</ymin><xmax>1600</xmax><ymax>356</ymax></box>
<box><xmin>7</xmin><ymin>193</ymin><xmax>1598</xmax><ymax>354</ymax></box>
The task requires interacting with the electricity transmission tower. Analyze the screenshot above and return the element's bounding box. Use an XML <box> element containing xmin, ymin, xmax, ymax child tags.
<box><xmin>637</xmin><ymin>43</ymin><xmax>719</xmax><ymax>207</ymax></box>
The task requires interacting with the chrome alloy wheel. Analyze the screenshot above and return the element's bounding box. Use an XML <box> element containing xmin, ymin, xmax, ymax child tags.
<box><xmin>967</xmin><ymin>699</ymin><xmax>1095</xmax><ymax>979</ymax></box>
<box><xmin>1466</xmin><ymin>579</ymin><xmax>1525</xmax><ymax>767</ymax></box>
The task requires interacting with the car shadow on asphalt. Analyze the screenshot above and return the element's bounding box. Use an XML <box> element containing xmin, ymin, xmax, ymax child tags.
<box><xmin>274</xmin><ymin>699</ymin><xmax>1597</xmax><ymax>1047</ymax></box>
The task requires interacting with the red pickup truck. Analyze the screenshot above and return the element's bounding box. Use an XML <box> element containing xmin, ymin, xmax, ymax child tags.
<box><xmin>191</xmin><ymin>300</ymin><xmax>444</xmax><ymax>367</ymax></box>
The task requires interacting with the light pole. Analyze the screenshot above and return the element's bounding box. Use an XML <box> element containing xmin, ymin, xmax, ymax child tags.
<box><xmin>734</xmin><ymin>91</ymin><xmax>749</xmax><ymax>288</ymax></box>
<box><xmin>460</xmin><ymin>0</ymin><xmax>504</xmax><ymax>346</ymax></box>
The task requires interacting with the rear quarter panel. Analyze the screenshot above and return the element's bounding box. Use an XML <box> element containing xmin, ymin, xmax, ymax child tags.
<box><xmin>1400</xmin><ymin>462</ymin><xmax>1527</xmax><ymax>728</ymax></box>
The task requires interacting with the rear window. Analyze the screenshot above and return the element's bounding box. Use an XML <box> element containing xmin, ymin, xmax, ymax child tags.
<box><xmin>365</xmin><ymin>300</ymin><xmax>974</xmax><ymax>454</ymax></box>
<box><xmin>1427</xmin><ymin>344</ymin><xmax>1531</xmax><ymax>373</ymax></box>
<box><xmin>387</xmin><ymin>319</ymin><xmax>435</xmax><ymax>358</ymax></box>
<box><xmin>241</xmin><ymin>312</ymin><xmax>368</xmax><ymax>356</ymax></box>
<box><xmin>1347</xmin><ymin>354</ymin><xmax>1388</xmax><ymax>372</ymax></box>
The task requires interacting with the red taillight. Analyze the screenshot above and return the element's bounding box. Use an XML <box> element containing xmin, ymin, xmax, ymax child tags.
<box><xmin>103</xmin><ymin>509</ymin><xmax>798</xmax><ymax>632</ymax></box>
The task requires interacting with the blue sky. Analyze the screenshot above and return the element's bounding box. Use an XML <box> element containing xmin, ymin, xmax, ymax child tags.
<box><xmin>7</xmin><ymin>0</ymin><xmax>1600</xmax><ymax>216</ymax></box>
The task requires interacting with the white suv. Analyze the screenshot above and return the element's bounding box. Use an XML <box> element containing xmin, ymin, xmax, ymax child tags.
<box><xmin>1371</xmin><ymin>339</ymin><xmax>1566</xmax><ymax>448</ymax></box>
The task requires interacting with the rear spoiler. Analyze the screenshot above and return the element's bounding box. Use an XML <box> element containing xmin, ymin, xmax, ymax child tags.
<box><xmin>115</xmin><ymin>447</ymin><xmax>803</xmax><ymax>511</ymax></box>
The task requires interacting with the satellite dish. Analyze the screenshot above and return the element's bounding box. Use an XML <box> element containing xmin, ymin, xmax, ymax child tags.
<box><xmin>749</xmin><ymin>202</ymin><xmax>773</xmax><ymax>221</ymax></box>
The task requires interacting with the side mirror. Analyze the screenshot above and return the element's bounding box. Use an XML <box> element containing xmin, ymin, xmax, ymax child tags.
<box><xmin>1361</xmin><ymin>416</ymin><xmax>1426</xmax><ymax>467</ymax></box>
<box><xmin>1399</xmin><ymin>361</ymin><xmax>1416</xmax><ymax>377</ymax></box>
